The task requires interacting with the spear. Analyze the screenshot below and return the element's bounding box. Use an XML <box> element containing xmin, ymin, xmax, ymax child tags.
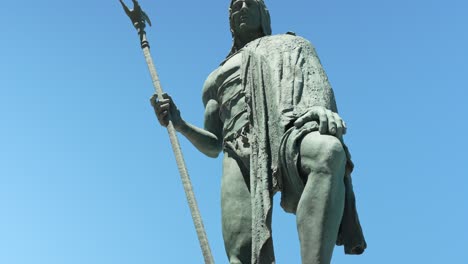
<box><xmin>118</xmin><ymin>1</ymin><xmax>214</xmax><ymax>263</ymax></box>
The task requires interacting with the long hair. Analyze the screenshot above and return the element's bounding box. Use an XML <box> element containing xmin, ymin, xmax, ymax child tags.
<box><xmin>226</xmin><ymin>0</ymin><xmax>272</xmax><ymax>59</ymax></box>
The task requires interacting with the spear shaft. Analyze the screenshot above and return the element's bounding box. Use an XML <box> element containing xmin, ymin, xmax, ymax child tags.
<box><xmin>119</xmin><ymin>1</ymin><xmax>214</xmax><ymax>263</ymax></box>
<box><xmin>143</xmin><ymin>35</ymin><xmax>215</xmax><ymax>264</ymax></box>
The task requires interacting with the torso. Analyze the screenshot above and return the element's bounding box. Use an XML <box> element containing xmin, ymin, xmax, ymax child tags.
<box><xmin>205</xmin><ymin>52</ymin><xmax>250</xmax><ymax>141</ymax></box>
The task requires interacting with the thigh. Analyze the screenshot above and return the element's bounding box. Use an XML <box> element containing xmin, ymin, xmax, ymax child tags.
<box><xmin>221</xmin><ymin>152</ymin><xmax>252</xmax><ymax>263</ymax></box>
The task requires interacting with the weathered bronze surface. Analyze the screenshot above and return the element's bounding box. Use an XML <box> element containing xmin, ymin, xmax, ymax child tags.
<box><xmin>151</xmin><ymin>1</ymin><xmax>367</xmax><ymax>263</ymax></box>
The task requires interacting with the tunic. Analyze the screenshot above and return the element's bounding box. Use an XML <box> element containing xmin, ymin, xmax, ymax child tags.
<box><xmin>203</xmin><ymin>34</ymin><xmax>366</xmax><ymax>264</ymax></box>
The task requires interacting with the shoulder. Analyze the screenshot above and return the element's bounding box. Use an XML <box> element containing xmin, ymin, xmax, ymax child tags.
<box><xmin>202</xmin><ymin>67</ymin><xmax>220</xmax><ymax>106</ymax></box>
<box><xmin>250</xmin><ymin>33</ymin><xmax>316</xmax><ymax>53</ymax></box>
<box><xmin>243</xmin><ymin>34</ymin><xmax>320</xmax><ymax>64</ymax></box>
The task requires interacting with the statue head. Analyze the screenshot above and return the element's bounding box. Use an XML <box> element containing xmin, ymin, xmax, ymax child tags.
<box><xmin>227</xmin><ymin>0</ymin><xmax>272</xmax><ymax>57</ymax></box>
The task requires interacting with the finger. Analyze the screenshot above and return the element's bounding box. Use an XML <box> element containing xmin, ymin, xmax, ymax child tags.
<box><xmin>161</xmin><ymin>93</ymin><xmax>177</xmax><ymax>109</ymax></box>
<box><xmin>165</xmin><ymin>94</ymin><xmax>177</xmax><ymax>109</ymax></box>
<box><xmin>326</xmin><ymin>110</ymin><xmax>337</xmax><ymax>135</ymax></box>
<box><xmin>162</xmin><ymin>113</ymin><xmax>170</xmax><ymax>126</ymax></box>
<box><xmin>342</xmin><ymin>120</ymin><xmax>347</xmax><ymax>135</ymax></box>
<box><xmin>317</xmin><ymin>109</ymin><xmax>328</xmax><ymax>134</ymax></box>
<box><xmin>154</xmin><ymin>102</ymin><xmax>169</xmax><ymax>122</ymax></box>
<box><xmin>158</xmin><ymin>98</ymin><xmax>170</xmax><ymax>104</ymax></box>
<box><xmin>150</xmin><ymin>94</ymin><xmax>158</xmax><ymax>106</ymax></box>
<box><xmin>333</xmin><ymin>112</ymin><xmax>343</xmax><ymax>138</ymax></box>
<box><xmin>156</xmin><ymin>102</ymin><xmax>170</xmax><ymax>112</ymax></box>
<box><xmin>155</xmin><ymin>99</ymin><xmax>170</xmax><ymax>109</ymax></box>
<box><xmin>156</xmin><ymin>109</ymin><xmax>168</xmax><ymax>119</ymax></box>
<box><xmin>294</xmin><ymin>116</ymin><xmax>306</xmax><ymax>128</ymax></box>
<box><xmin>158</xmin><ymin>110</ymin><xmax>168</xmax><ymax>119</ymax></box>
<box><xmin>158</xmin><ymin>111</ymin><xmax>169</xmax><ymax>126</ymax></box>
<box><xmin>294</xmin><ymin>111</ymin><xmax>313</xmax><ymax>128</ymax></box>
<box><xmin>157</xmin><ymin>115</ymin><xmax>166</xmax><ymax>127</ymax></box>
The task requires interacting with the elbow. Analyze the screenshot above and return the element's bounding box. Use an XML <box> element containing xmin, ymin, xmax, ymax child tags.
<box><xmin>205</xmin><ymin>148</ymin><xmax>221</xmax><ymax>158</ymax></box>
<box><xmin>205</xmin><ymin>142</ymin><xmax>222</xmax><ymax>158</ymax></box>
<box><xmin>206</xmin><ymin>151</ymin><xmax>220</xmax><ymax>158</ymax></box>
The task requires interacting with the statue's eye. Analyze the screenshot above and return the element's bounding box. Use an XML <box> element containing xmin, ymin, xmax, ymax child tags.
<box><xmin>232</xmin><ymin>1</ymin><xmax>243</xmax><ymax>12</ymax></box>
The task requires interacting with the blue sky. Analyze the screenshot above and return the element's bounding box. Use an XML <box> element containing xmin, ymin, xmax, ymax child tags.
<box><xmin>1</xmin><ymin>0</ymin><xmax>467</xmax><ymax>263</ymax></box>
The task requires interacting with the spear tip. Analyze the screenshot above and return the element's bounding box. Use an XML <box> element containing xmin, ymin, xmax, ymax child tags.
<box><xmin>119</xmin><ymin>0</ymin><xmax>152</xmax><ymax>29</ymax></box>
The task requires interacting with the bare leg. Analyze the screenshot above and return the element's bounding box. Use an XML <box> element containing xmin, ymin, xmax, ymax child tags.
<box><xmin>221</xmin><ymin>152</ymin><xmax>252</xmax><ymax>264</ymax></box>
<box><xmin>296</xmin><ymin>131</ymin><xmax>346</xmax><ymax>264</ymax></box>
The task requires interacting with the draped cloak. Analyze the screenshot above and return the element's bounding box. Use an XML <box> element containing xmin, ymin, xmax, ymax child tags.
<box><xmin>239</xmin><ymin>34</ymin><xmax>366</xmax><ymax>263</ymax></box>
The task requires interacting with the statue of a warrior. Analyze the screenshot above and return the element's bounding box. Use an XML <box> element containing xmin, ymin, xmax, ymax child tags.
<box><xmin>151</xmin><ymin>1</ymin><xmax>366</xmax><ymax>263</ymax></box>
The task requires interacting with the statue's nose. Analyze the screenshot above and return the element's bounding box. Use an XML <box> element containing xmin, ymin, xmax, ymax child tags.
<box><xmin>240</xmin><ymin>2</ymin><xmax>248</xmax><ymax>11</ymax></box>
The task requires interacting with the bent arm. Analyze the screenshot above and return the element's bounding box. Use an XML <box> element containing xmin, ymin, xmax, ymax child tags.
<box><xmin>178</xmin><ymin>99</ymin><xmax>223</xmax><ymax>158</ymax></box>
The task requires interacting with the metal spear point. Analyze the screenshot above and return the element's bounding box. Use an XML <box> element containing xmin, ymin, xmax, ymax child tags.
<box><xmin>119</xmin><ymin>1</ymin><xmax>214</xmax><ymax>263</ymax></box>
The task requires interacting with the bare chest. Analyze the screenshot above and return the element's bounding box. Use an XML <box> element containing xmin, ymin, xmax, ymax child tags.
<box><xmin>212</xmin><ymin>53</ymin><xmax>250</xmax><ymax>137</ymax></box>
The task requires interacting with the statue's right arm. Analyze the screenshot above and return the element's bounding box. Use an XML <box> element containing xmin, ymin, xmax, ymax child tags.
<box><xmin>177</xmin><ymin>97</ymin><xmax>222</xmax><ymax>158</ymax></box>
<box><xmin>150</xmin><ymin>71</ymin><xmax>223</xmax><ymax>158</ymax></box>
<box><xmin>178</xmin><ymin>71</ymin><xmax>223</xmax><ymax>158</ymax></box>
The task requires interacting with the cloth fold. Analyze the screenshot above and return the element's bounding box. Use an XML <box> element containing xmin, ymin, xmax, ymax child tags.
<box><xmin>241</xmin><ymin>34</ymin><xmax>366</xmax><ymax>263</ymax></box>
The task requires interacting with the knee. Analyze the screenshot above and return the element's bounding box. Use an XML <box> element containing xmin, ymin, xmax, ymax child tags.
<box><xmin>299</xmin><ymin>132</ymin><xmax>346</xmax><ymax>174</ymax></box>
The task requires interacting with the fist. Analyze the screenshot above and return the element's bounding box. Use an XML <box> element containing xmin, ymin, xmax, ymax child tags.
<box><xmin>150</xmin><ymin>93</ymin><xmax>184</xmax><ymax>130</ymax></box>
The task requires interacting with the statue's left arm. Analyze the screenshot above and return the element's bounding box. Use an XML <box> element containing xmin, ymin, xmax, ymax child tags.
<box><xmin>277</xmin><ymin>35</ymin><xmax>347</xmax><ymax>139</ymax></box>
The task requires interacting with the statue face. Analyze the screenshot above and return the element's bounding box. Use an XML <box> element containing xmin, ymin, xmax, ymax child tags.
<box><xmin>230</xmin><ymin>0</ymin><xmax>262</xmax><ymax>37</ymax></box>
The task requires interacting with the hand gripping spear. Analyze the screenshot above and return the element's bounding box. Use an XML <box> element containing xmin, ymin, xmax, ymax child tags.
<box><xmin>119</xmin><ymin>1</ymin><xmax>214</xmax><ymax>263</ymax></box>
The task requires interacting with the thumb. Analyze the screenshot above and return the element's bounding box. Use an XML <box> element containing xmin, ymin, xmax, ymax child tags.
<box><xmin>294</xmin><ymin>117</ymin><xmax>305</xmax><ymax>128</ymax></box>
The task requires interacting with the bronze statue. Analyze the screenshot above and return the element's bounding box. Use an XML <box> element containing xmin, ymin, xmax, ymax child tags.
<box><xmin>151</xmin><ymin>1</ymin><xmax>366</xmax><ymax>263</ymax></box>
